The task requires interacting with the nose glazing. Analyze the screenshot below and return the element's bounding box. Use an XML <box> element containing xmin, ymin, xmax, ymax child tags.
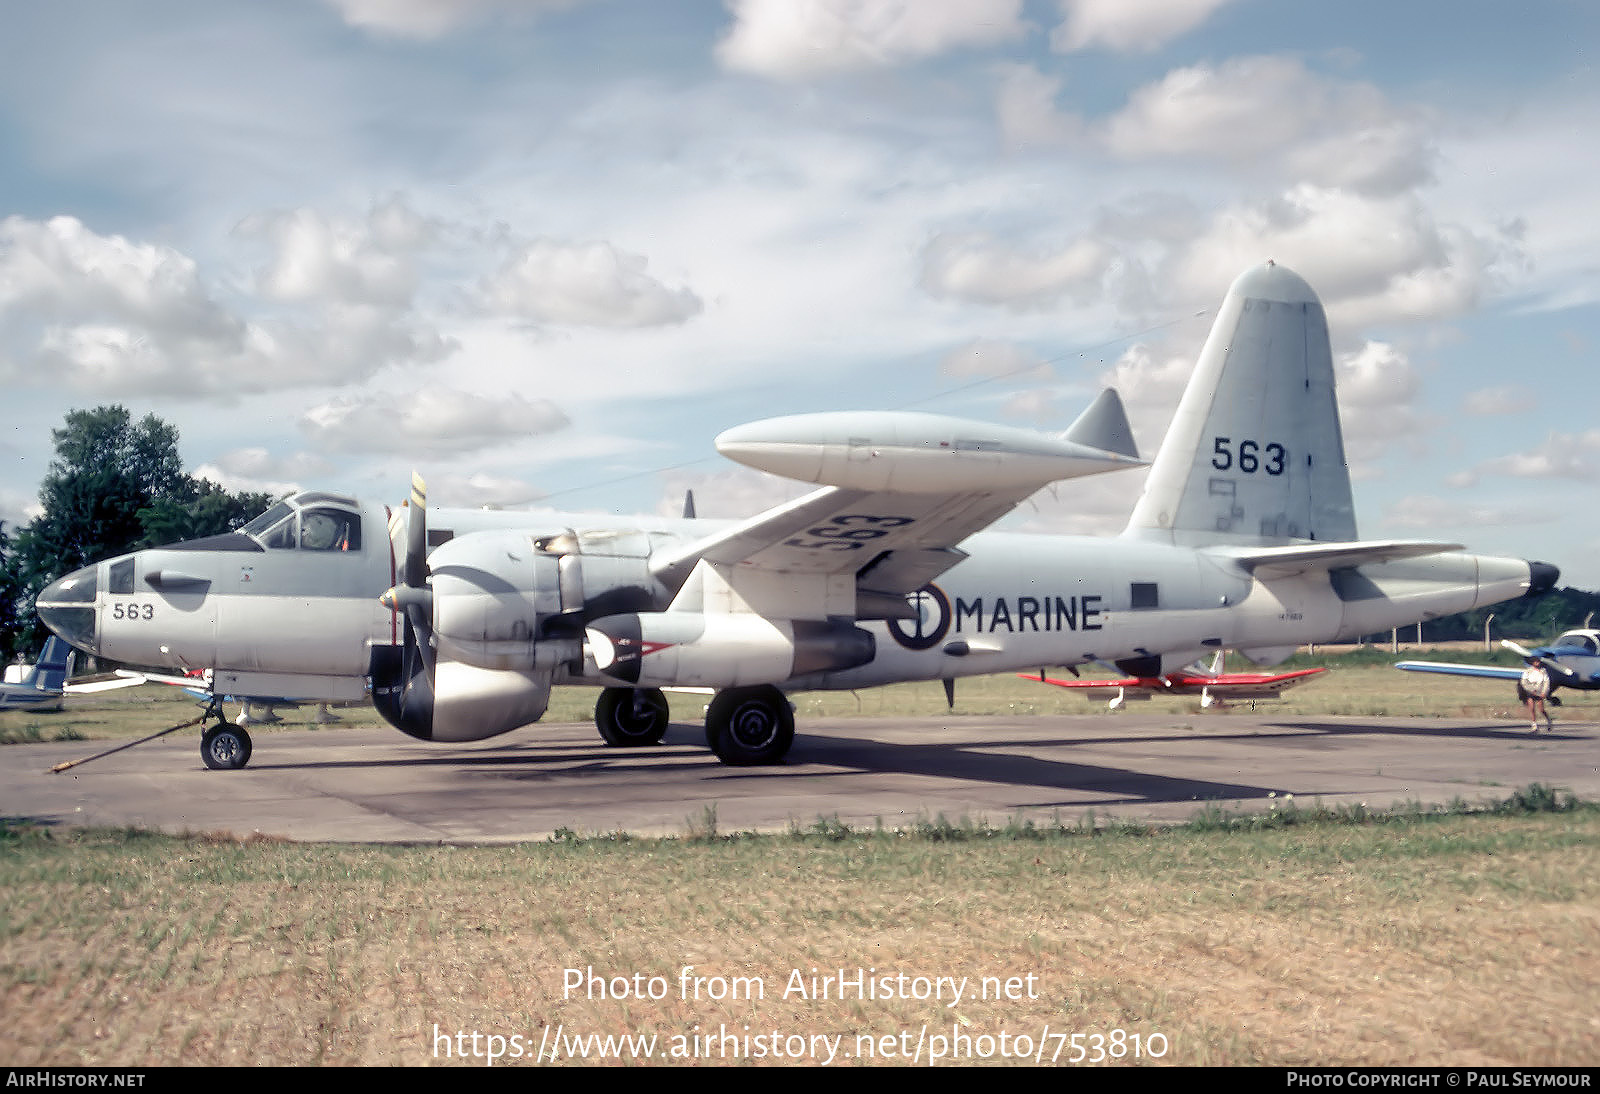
<box><xmin>35</xmin><ymin>564</ymin><xmax>100</xmax><ymax>656</ymax></box>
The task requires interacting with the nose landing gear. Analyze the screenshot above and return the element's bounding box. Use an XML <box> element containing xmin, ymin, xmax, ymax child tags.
<box><xmin>200</xmin><ymin>717</ymin><xmax>253</xmax><ymax>770</ymax></box>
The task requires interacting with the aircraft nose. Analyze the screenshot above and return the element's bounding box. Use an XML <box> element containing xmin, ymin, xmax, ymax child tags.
<box><xmin>1525</xmin><ymin>561</ymin><xmax>1560</xmax><ymax>598</ymax></box>
<box><xmin>35</xmin><ymin>564</ymin><xmax>100</xmax><ymax>656</ymax></box>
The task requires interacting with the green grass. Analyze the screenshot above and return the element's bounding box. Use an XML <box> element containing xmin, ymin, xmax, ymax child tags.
<box><xmin>1</xmin><ymin>794</ymin><xmax>1596</xmax><ymax>1066</ymax></box>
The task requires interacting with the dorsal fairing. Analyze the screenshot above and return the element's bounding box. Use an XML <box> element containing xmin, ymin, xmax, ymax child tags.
<box><xmin>1125</xmin><ymin>262</ymin><xmax>1357</xmax><ymax>547</ymax></box>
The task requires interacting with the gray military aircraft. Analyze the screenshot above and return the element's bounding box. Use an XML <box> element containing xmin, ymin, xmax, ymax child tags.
<box><xmin>35</xmin><ymin>262</ymin><xmax>1556</xmax><ymax>770</ymax></box>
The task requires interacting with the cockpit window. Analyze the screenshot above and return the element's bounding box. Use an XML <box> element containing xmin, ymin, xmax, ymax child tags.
<box><xmin>1558</xmin><ymin>633</ymin><xmax>1597</xmax><ymax>654</ymax></box>
<box><xmin>259</xmin><ymin>515</ymin><xmax>297</xmax><ymax>549</ymax></box>
<box><xmin>240</xmin><ymin>497</ymin><xmax>361</xmax><ymax>552</ymax></box>
<box><xmin>241</xmin><ymin>503</ymin><xmax>294</xmax><ymax>539</ymax></box>
<box><xmin>300</xmin><ymin>509</ymin><xmax>360</xmax><ymax>551</ymax></box>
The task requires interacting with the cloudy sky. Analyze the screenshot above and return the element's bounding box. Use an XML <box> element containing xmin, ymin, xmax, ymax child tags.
<box><xmin>2</xmin><ymin>0</ymin><xmax>1597</xmax><ymax>587</ymax></box>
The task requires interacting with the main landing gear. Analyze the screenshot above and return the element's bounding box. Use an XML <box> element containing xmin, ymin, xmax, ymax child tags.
<box><xmin>594</xmin><ymin>687</ymin><xmax>671</xmax><ymax>747</ymax></box>
<box><xmin>704</xmin><ymin>685</ymin><xmax>794</xmax><ymax>766</ymax></box>
<box><xmin>591</xmin><ymin>684</ymin><xmax>796</xmax><ymax>765</ymax></box>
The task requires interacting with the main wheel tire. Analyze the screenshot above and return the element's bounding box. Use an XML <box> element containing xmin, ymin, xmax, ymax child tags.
<box><xmin>705</xmin><ymin>686</ymin><xmax>794</xmax><ymax>766</ymax></box>
<box><xmin>594</xmin><ymin>687</ymin><xmax>671</xmax><ymax>747</ymax></box>
<box><xmin>201</xmin><ymin>724</ymin><xmax>253</xmax><ymax>770</ymax></box>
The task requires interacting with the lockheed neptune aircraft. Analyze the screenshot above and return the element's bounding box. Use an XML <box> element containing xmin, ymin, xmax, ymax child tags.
<box><xmin>35</xmin><ymin>262</ymin><xmax>1556</xmax><ymax>770</ymax></box>
<box><xmin>1397</xmin><ymin>632</ymin><xmax>1600</xmax><ymax>700</ymax></box>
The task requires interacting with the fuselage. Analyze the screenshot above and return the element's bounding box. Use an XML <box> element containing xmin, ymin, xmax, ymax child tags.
<box><xmin>35</xmin><ymin>491</ymin><xmax>1541</xmax><ymax>713</ymax></box>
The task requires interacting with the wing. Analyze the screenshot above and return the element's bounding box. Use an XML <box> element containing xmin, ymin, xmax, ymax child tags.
<box><xmin>652</xmin><ymin>400</ymin><xmax>1146</xmax><ymax>621</ymax></box>
<box><xmin>1198</xmin><ymin>668</ymin><xmax>1325</xmax><ymax>697</ymax></box>
<box><xmin>1025</xmin><ymin>667</ymin><xmax>1322</xmax><ymax>699</ymax></box>
<box><xmin>652</xmin><ymin>484</ymin><xmax>1035</xmax><ymax>618</ymax></box>
<box><xmin>1395</xmin><ymin>661</ymin><xmax>1524</xmax><ymax>681</ymax></box>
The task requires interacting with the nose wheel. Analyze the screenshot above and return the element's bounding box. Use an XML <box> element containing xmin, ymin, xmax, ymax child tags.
<box><xmin>200</xmin><ymin>720</ymin><xmax>253</xmax><ymax>770</ymax></box>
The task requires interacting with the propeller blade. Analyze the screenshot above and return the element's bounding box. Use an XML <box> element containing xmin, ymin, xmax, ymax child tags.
<box><xmin>1501</xmin><ymin>639</ymin><xmax>1577</xmax><ymax>678</ymax></box>
<box><xmin>405</xmin><ymin>602</ymin><xmax>436</xmax><ymax>676</ymax></box>
<box><xmin>406</xmin><ymin>471</ymin><xmax>427</xmax><ymax>588</ymax></box>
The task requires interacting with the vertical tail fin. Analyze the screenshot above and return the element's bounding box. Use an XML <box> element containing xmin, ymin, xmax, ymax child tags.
<box><xmin>1125</xmin><ymin>262</ymin><xmax>1356</xmax><ymax>547</ymax></box>
<box><xmin>27</xmin><ymin>636</ymin><xmax>74</xmax><ymax>693</ymax></box>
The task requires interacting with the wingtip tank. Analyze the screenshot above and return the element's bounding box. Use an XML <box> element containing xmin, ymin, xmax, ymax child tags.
<box><xmin>715</xmin><ymin>408</ymin><xmax>1143</xmax><ymax>493</ymax></box>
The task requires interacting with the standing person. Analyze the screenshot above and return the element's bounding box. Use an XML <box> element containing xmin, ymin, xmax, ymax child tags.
<box><xmin>1518</xmin><ymin>657</ymin><xmax>1553</xmax><ymax>732</ymax></box>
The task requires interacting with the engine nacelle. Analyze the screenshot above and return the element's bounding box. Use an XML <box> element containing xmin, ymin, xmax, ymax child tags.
<box><xmin>372</xmin><ymin>639</ymin><xmax>579</xmax><ymax>742</ymax></box>
<box><xmin>373</xmin><ymin>525</ymin><xmax>658</xmax><ymax>742</ymax></box>
<box><xmin>428</xmin><ymin>660</ymin><xmax>554</xmax><ymax>743</ymax></box>
<box><xmin>587</xmin><ymin>612</ymin><xmax>875</xmax><ymax>688</ymax></box>
<box><xmin>426</xmin><ymin>531</ymin><xmax>571</xmax><ymax>668</ymax></box>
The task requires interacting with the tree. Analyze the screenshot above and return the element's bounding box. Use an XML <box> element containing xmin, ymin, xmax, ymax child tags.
<box><xmin>137</xmin><ymin>479</ymin><xmax>275</xmax><ymax>548</ymax></box>
<box><xmin>0</xmin><ymin>524</ymin><xmax>21</xmax><ymax>661</ymax></box>
<box><xmin>15</xmin><ymin>407</ymin><xmax>187</xmax><ymax>582</ymax></box>
<box><xmin>5</xmin><ymin>406</ymin><xmax>276</xmax><ymax>657</ymax></box>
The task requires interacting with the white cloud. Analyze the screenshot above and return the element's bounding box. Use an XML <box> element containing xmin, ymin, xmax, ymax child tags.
<box><xmin>483</xmin><ymin>239</ymin><xmax>703</xmax><ymax>328</ymax></box>
<box><xmin>1169</xmin><ymin>186</ymin><xmax>1519</xmax><ymax>328</ymax></box>
<box><xmin>300</xmin><ymin>387</ymin><xmax>570</xmax><ymax>455</ymax></box>
<box><xmin>238</xmin><ymin>199</ymin><xmax>435</xmax><ymax>307</ymax></box>
<box><xmin>1462</xmin><ymin>385</ymin><xmax>1536</xmax><ymax>417</ymax></box>
<box><xmin>1381</xmin><ymin>494</ymin><xmax>1552</xmax><ymax>530</ymax></box>
<box><xmin>994</xmin><ymin>64</ymin><xmax>1082</xmax><ymax>150</ymax></box>
<box><xmin>1051</xmin><ymin>0</ymin><xmax>1240</xmax><ymax>54</ymax></box>
<box><xmin>1103</xmin><ymin>56</ymin><xmax>1434</xmax><ymax>196</ymax></box>
<box><xmin>1461</xmin><ymin>431</ymin><xmax>1600</xmax><ymax>483</ymax></box>
<box><xmin>655</xmin><ymin>465</ymin><xmax>810</xmax><ymax>520</ymax></box>
<box><xmin>920</xmin><ymin>232</ymin><xmax>1113</xmax><ymax>309</ymax></box>
<box><xmin>0</xmin><ymin>215</ymin><xmax>239</xmax><ymax>342</ymax></box>
<box><xmin>0</xmin><ymin>214</ymin><xmax>453</xmax><ymax>398</ymax></box>
<box><xmin>938</xmin><ymin>337</ymin><xmax>1048</xmax><ymax>379</ymax></box>
<box><xmin>1333</xmin><ymin>341</ymin><xmax>1430</xmax><ymax>465</ymax></box>
<box><xmin>194</xmin><ymin>448</ymin><xmax>337</xmax><ymax>499</ymax></box>
<box><xmin>717</xmin><ymin>0</ymin><xmax>1025</xmax><ymax>78</ymax></box>
<box><xmin>322</xmin><ymin>0</ymin><xmax>584</xmax><ymax>39</ymax></box>
<box><xmin>422</xmin><ymin>471</ymin><xmax>547</xmax><ymax>508</ymax></box>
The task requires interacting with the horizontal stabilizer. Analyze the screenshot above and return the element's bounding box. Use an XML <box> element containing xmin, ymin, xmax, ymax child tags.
<box><xmin>1214</xmin><ymin>540</ymin><xmax>1463</xmax><ymax>578</ymax></box>
<box><xmin>1061</xmin><ymin>388</ymin><xmax>1139</xmax><ymax>461</ymax></box>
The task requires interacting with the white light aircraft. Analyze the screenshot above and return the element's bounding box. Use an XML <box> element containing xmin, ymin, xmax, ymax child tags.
<box><xmin>1398</xmin><ymin>632</ymin><xmax>1600</xmax><ymax>700</ymax></box>
<box><xmin>35</xmin><ymin>263</ymin><xmax>1556</xmax><ymax>770</ymax></box>
<box><xmin>0</xmin><ymin>636</ymin><xmax>146</xmax><ymax>712</ymax></box>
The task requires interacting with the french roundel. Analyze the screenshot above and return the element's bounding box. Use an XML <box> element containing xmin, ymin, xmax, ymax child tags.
<box><xmin>887</xmin><ymin>584</ymin><xmax>950</xmax><ymax>651</ymax></box>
